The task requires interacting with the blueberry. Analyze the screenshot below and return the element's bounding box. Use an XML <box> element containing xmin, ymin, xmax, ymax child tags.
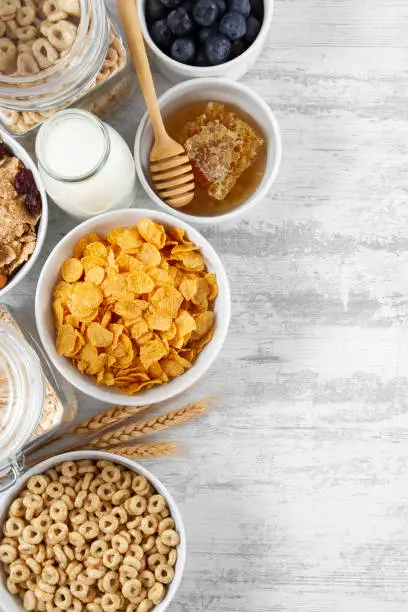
<box><xmin>197</xmin><ymin>22</ymin><xmax>218</xmax><ymax>44</ymax></box>
<box><xmin>146</xmin><ymin>0</ymin><xmax>167</xmax><ymax>21</ymax></box>
<box><xmin>214</xmin><ymin>0</ymin><xmax>226</xmax><ymax>14</ymax></box>
<box><xmin>219</xmin><ymin>11</ymin><xmax>246</xmax><ymax>40</ymax></box>
<box><xmin>167</xmin><ymin>7</ymin><xmax>193</xmax><ymax>35</ymax></box>
<box><xmin>170</xmin><ymin>37</ymin><xmax>196</xmax><ymax>62</ymax></box>
<box><xmin>150</xmin><ymin>18</ymin><xmax>173</xmax><ymax>47</ymax></box>
<box><xmin>230</xmin><ymin>38</ymin><xmax>246</xmax><ymax>58</ymax></box>
<box><xmin>244</xmin><ymin>14</ymin><xmax>260</xmax><ymax>43</ymax></box>
<box><xmin>250</xmin><ymin>0</ymin><xmax>263</xmax><ymax>20</ymax></box>
<box><xmin>193</xmin><ymin>0</ymin><xmax>218</xmax><ymax>26</ymax></box>
<box><xmin>195</xmin><ymin>49</ymin><xmax>208</xmax><ymax>66</ymax></box>
<box><xmin>161</xmin><ymin>0</ymin><xmax>184</xmax><ymax>7</ymax></box>
<box><xmin>204</xmin><ymin>33</ymin><xmax>231</xmax><ymax>64</ymax></box>
<box><xmin>228</xmin><ymin>0</ymin><xmax>250</xmax><ymax>16</ymax></box>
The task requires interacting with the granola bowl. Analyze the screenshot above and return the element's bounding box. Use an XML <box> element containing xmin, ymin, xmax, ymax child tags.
<box><xmin>0</xmin><ymin>129</ymin><xmax>48</xmax><ymax>298</ymax></box>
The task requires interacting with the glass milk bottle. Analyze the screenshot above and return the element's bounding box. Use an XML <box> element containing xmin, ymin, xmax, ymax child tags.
<box><xmin>35</xmin><ymin>109</ymin><xmax>137</xmax><ymax>220</ymax></box>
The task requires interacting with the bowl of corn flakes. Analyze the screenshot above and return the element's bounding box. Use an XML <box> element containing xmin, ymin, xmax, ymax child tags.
<box><xmin>0</xmin><ymin>129</ymin><xmax>48</xmax><ymax>298</ymax></box>
<box><xmin>35</xmin><ymin>209</ymin><xmax>231</xmax><ymax>405</ymax></box>
<box><xmin>0</xmin><ymin>450</ymin><xmax>186</xmax><ymax>612</ymax></box>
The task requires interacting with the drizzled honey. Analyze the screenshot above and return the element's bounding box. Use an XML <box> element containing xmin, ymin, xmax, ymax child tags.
<box><xmin>164</xmin><ymin>101</ymin><xmax>267</xmax><ymax>217</ymax></box>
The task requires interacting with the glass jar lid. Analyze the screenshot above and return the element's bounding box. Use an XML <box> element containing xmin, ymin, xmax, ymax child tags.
<box><xmin>0</xmin><ymin>323</ymin><xmax>45</xmax><ymax>467</ymax></box>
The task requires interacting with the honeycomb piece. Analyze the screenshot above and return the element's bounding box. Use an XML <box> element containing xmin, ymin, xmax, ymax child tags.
<box><xmin>181</xmin><ymin>102</ymin><xmax>264</xmax><ymax>201</ymax></box>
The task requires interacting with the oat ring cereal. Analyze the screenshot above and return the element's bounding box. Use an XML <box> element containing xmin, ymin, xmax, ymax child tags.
<box><xmin>0</xmin><ymin>459</ymin><xmax>180</xmax><ymax>610</ymax></box>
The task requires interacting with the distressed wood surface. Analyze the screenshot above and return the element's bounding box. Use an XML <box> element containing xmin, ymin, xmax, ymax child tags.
<box><xmin>4</xmin><ymin>0</ymin><xmax>408</xmax><ymax>610</ymax></box>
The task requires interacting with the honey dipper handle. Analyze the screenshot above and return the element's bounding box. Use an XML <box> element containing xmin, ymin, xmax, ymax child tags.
<box><xmin>118</xmin><ymin>0</ymin><xmax>166</xmax><ymax>139</ymax></box>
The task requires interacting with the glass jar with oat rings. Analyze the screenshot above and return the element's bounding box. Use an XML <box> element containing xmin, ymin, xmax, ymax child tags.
<box><xmin>0</xmin><ymin>0</ymin><xmax>135</xmax><ymax>144</ymax></box>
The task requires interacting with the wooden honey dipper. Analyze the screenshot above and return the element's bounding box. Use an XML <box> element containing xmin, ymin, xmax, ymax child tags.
<box><xmin>118</xmin><ymin>0</ymin><xmax>195</xmax><ymax>208</ymax></box>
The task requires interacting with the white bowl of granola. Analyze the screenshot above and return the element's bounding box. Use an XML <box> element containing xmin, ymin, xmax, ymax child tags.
<box><xmin>0</xmin><ymin>129</ymin><xmax>48</xmax><ymax>298</ymax></box>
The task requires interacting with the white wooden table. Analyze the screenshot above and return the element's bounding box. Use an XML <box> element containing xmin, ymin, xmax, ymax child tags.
<box><xmin>4</xmin><ymin>0</ymin><xmax>408</xmax><ymax>610</ymax></box>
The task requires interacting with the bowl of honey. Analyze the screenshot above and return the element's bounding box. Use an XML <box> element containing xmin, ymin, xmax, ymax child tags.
<box><xmin>134</xmin><ymin>78</ymin><xmax>282</xmax><ymax>225</ymax></box>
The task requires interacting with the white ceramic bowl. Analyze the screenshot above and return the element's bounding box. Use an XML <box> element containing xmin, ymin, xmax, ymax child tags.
<box><xmin>134</xmin><ymin>78</ymin><xmax>282</xmax><ymax>225</ymax></box>
<box><xmin>0</xmin><ymin>450</ymin><xmax>186</xmax><ymax>612</ymax></box>
<box><xmin>35</xmin><ymin>208</ymin><xmax>231</xmax><ymax>405</ymax></box>
<box><xmin>0</xmin><ymin>129</ymin><xmax>48</xmax><ymax>298</ymax></box>
<box><xmin>138</xmin><ymin>0</ymin><xmax>274</xmax><ymax>83</ymax></box>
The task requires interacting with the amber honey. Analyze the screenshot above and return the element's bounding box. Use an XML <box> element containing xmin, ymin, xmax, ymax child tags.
<box><xmin>163</xmin><ymin>101</ymin><xmax>267</xmax><ymax>217</ymax></box>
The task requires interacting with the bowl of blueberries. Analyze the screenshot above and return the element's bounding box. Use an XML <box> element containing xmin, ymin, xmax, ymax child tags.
<box><xmin>139</xmin><ymin>0</ymin><xmax>273</xmax><ymax>82</ymax></box>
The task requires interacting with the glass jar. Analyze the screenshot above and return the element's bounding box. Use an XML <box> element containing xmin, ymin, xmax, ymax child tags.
<box><xmin>0</xmin><ymin>306</ymin><xmax>77</xmax><ymax>492</ymax></box>
<box><xmin>36</xmin><ymin>109</ymin><xmax>137</xmax><ymax>219</ymax></box>
<box><xmin>0</xmin><ymin>0</ymin><xmax>135</xmax><ymax>146</ymax></box>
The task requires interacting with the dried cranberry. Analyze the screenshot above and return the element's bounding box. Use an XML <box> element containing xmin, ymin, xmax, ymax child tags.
<box><xmin>25</xmin><ymin>186</ymin><xmax>42</xmax><ymax>217</ymax></box>
<box><xmin>15</xmin><ymin>167</ymin><xmax>34</xmax><ymax>194</ymax></box>
<box><xmin>0</xmin><ymin>142</ymin><xmax>13</xmax><ymax>159</ymax></box>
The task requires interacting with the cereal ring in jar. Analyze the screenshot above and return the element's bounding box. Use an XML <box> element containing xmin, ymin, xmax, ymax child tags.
<box><xmin>101</xmin><ymin>571</ymin><xmax>119</xmax><ymax>594</ymax></box>
<box><xmin>48</xmin><ymin>523</ymin><xmax>68</xmax><ymax>544</ymax></box>
<box><xmin>55</xmin><ymin>586</ymin><xmax>72</xmax><ymax>609</ymax></box>
<box><xmin>140</xmin><ymin>516</ymin><xmax>158</xmax><ymax>537</ymax></box>
<box><xmin>46</xmin><ymin>482</ymin><xmax>64</xmax><ymax>499</ymax></box>
<box><xmin>42</xmin><ymin>564</ymin><xmax>59</xmax><ymax>585</ymax></box>
<box><xmin>50</xmin><ymin>500</ymin><xmax>69</xmax><ymax>522</ymax></box>
<box><xmin>136</xmin><ymin>600</ymin><xmax>153</xmax><ymax>612</ymax></box>
<box><xmin>58</xmin><ymin>0</ymin><xmax>79</xmax><ymax>16</ymax></box>
<box><xmin>110</xmin><ymin>507</ymin><xmax>127</xmax><ymax>525</ymax></box>
<box><xmin>126</xmin><ymin>518</ymin><xmax>142</xmax><ymax>531</ymax></box>
<box><xmin>46</xmin><ymin>468</ymin><xmax>58</xmax><ymax>482</ymax></box>
<box><xmin>155</xmin><ymin>537</ymin><xmax>169</xmax><ymax>556</ymax></box>
<box><xmin>90</xmin><ymin>539</ymin><xmax>108</xmax><ymax>559</ymax></box>
<box><xmin>117</xmin><ymin>471</ymin><xmax>132</xmax><ymax>491</ymax></box>
<box><xmin>160</xmin><ymin>507</ymin><xmax>170</xmax><ymax>519</ymax></box>
<box><xmin>42</xmin><ymin>0</ymin><xmax>68</xmax><ymax>21</ymax></box>
<box><xmin>38</xmin><ymin>580</ymin><xmax>56</xmax><ymax>594</ymax></box>
<box><xmin>60</xmin><ymin>476</ymin><xmax>77</xmax><ymax>487</ymax></box>
<box><xmin>101</xmin><ymin>592</ymin><xmax>121</xmax><ymax>612</ymax></box>
<box><xmin>70</xmin><ymin>580</ymin><xmax>89</xmax><ymax>601</ymax></box>
<box><xmin>74</xmin><ymin>545</ymin><xmax>90</xmax><ymax>562</ymax></box>
<box><xmin>33</xmin><ymin>513</ymin><xmax>52</xmax><ymax>533</ymax></box>
<box><xmin>97</xmin><ymin>485</ymin><xmax>115</xmax><ymax>502</ymax></box>
<box><xmin>79</xmin><ymin>521</ymin><xmax>99</xmax><ymax>541</ymax></box>
<box><xmin>99</xmin><ymin>515</ymin><xmax>118</xmax><ymax>535</ymax></box>
<box><xmin>32</xmin><ymin>37</ymin><xmax>58</xmax><ymax>69</ymax></box>
<box><xmin>9</xmin><ymin>498</ymin><xmax>26</xmax><ymax>518</ymax></box>
<box><xmin>46</xmin><ymin>19</ymin><xmax>77</xmax><ymax>51</ymax></box>
<box><xmin>167</xmin><ymin>548</ymin><xmax>177</xmax><ymax>566</ymax></box>
<box><xmin>128</xmin><ymin>496</ymin><xmax>146</xmax><ymax>517</ymax></box>
<box><xmin>147</xmin><ymin>495</ymin><xmax>166</xmax><ymax>515</ymax></box>
<box><xmin>131</xmin><ymin>476</ymin><xmax>148</xmax><ymax>495</ymax></box>
<box><xmin>119</xmin><ymin>563</ymin><xmax>138</xmax><ymax>582</ymax></box>
<box><xmin>81</xmin><ymin>473</ymin><xmax>94</xmax><ymax>491</ymax></box>
<box><xmin>23</xmin><ymin>590</ymin><xmax>38</xmax><ymax>611</ymax></box>
<box><xmin>35</xmin><ymin>586</ymin><xmax>54</xmax><ymax>602</ymax></box>
<box><xmin>16</xmin><ymin>3</ymin><xmax>35</xmax><ymax>25</ymax></box>
<box><xmin>61</xmin><ymin>461</ymin><xmax>77</xmax><ymax>478</ymax></box>
<box><xmin>160</xmin><ymin>529</ymin><xmax>179</xmax><ymax>548</ymax></box>
<box><xmin>66</xmin><ymin>598</ymin><xmax>83</xmax><ymax>612</ymax></box>
<box><xmin>148</xmin><ymin>582</ymin><xmax>165</xmax><ymax>605</ymax></box>
<box><xmin>10</xmin><ymin>561</ymin><xmax>30</xmax><ymax>583</ymax></box>
<box><xmin>66</xmin><ymin>561</ymin><xmax>83</xmax><ymax>580</ymax></box>
<box><xmin>83</xmin><ymin>493</ymin><xmax>101</xmax><ymax>513</ymax></box>
<box><xmin>23</xmin><ymin>525</ymin><xmax>43</xmax><ymax>545</ymax></box>
<box><xmin>64</xmin><ymin>544</ymin><xmax>75</xmax><ymax>561</ymax></box>
<box><xmin>142</xmin><ymin>537</ymin><xmax>155</xmax><ymax>554</ymax></box>
<box><xmin>34</xmin><ymin>543</ymin><xmax>46</xmax><ymax>564</ymax></box>
<box><xmin>26</xmin><ymin>557</ymin><xmax>42</xmax><ymax>574</ymax></box>
<box><xmin>6</xmin><ymin>577</ymin><xmax>19</xmax><ymax>594</ymax></box>
<box><xmin>138</xmin><ymin>570</ymin><xmax>155</xmax><ymax>590</ymax></box>
<box><xmin>53</xmin><ymin>545</ymin><xmax>68</xmax><ymax>568</ymax></box>
<box><xmin>16</xmin><ymin>50</ymin><xmax>39</xmax><ymax>73</ymax></box>
<box><xmin>111</xmin><ymin>490</ymin><xmax>130</xmax><ymax>506</ymax></box>
<box><xmin>102</xmin><ymin>549</ymin><xmax>122</xmax><ymax>570</ymax></box>
<box><xmin>0</xmin><ymin>0</ymin><xmax>19</xmax><ymax>19</ymax></box>
<box><xmin>23</xmin><ymin>492</ymin><xmax>43</xmax><ymax>512</ymax></box>
<box><xmin>154</xmin><ymin>563</ymin><xmax>174</xmax><ymax>585</ymax></box>
<box><xmin>74</xmin><ymin>491</ymin><xmax>87</xmax><ymax>509</ymax></box>
<box><xmin>158</xmin><ymin>518</ymin><xmax>174</xmax><ymax>535</ymax></box>
<box><xmin>0</xmin><ymin>543</ymin><xmax>17</xmax><ymax>563</ymax></box>
<box><xmin>147</xmin><ymin>553</ymin><xmax>166</xmax><ymax>571</ymax></box>
<box><xmin>111</xmin><ymin>534</ymin><xmax>128</xmax><ymax>555</ymax></box>
<box><xmin>15</xmin><ymin>25</ymin><xmax>36</xmax><ymax>41</ymax></box>
<box><xmin>122</xmin><ymin>579</ymin><xmax>142</xmax><ymax>603</ymax></box>
<box><xmin>89</xmin><ymin>477</ymin><xmax>103</xmax><ymax>493</ymax></box>
<box><xmin>68</xmin><ymin>532</ymin><xmax>86</xmax><ymax>548</ymax></box>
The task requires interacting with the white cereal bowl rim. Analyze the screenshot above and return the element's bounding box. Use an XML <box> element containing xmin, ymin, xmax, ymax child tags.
<box><xmin>0</xmin><ymin>450</ymin><xmax>186</xmax><ymax>612</ymax></box>
<box><xmin>138</xmin><ymin>0</ymin><xmax>274</xmax><ymax>76</ymax></box>
<box><xmin>0</xmin><ymin>129</ymin><xmax>48</xmax><ymax>298</ymax></box>
<box><xmin>35</xmin><ymin>208</ymin><xmax>231</xmax><ymax>405</ymax></box>
<box><xmin>134</xmin><ymin>78</ymin><xmax>282</xmax><ymax>225</ymax></box>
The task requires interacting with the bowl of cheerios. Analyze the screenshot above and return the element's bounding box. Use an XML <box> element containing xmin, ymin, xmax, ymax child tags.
<box><xmin>0</xmin><ymin>451</ymin><xmax>186</xmax><ymax>612</ymax></box>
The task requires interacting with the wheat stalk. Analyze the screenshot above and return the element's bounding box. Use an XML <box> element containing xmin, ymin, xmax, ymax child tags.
<box><xmin>89</xmin><ymin>400</ymin><xmax>210</xmax><ymax>449</ymax></box>
<box><xmin>112</xmin><ymin>441</ymin><xmax>181</xmax><ymax>459</ymax></box>
<box><xmin>73</xmin><ymin>404</ymin><xmax>150</xmax><ymax>434</ymax></box>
